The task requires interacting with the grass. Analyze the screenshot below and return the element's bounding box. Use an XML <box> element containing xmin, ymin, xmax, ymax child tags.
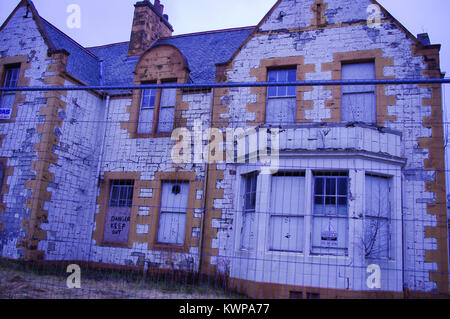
<box><xmin>0</xmin><ymin>259</ymin><xmax>246</xmax><ymax>299</ymax></box>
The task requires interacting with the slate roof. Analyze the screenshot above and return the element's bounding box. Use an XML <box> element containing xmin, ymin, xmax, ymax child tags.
<box><xmin>88</xmin><ymin>27</ymin><xmax>255</xmax><ymax>86</ymax></box>
<box><xmin>40</xmin><ymin>18</ymin><xmax>101</xmax><ymax>86</ymax></box>
<box><xmin>9</xmin><ymin>0</ymin><xmax>254</xmax><ymax>87</ymax></box>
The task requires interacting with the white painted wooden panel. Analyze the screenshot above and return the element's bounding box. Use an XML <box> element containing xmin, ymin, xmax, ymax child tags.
<box><xmin>269</xmin><ymin>175</ymin><xmax>305</xmax><ymax>252</ymax></box>
<box><xmin>157</xmin><ymin>182</ymin><xmax>189</xmax><ymax>245</ymax></box>
<box><xmin>342</xmin><ymin>62</ymin><xmax>376</xmax><ymax>123</ymax></box>
<box><xmin>266</xmin><ymin>98</ymin><xmax>297</xmax><ymax>125</ymax></box>
<box><xmin>157</xmin><ymin>212</ymin><xmax>186</xmax><ymax>245</ymax></box>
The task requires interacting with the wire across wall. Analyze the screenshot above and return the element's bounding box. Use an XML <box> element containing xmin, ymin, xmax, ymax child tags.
<box><xmin>0</xmin><ymin>79</ymin><xmax>448</xmax><ymax>299</ymax></box>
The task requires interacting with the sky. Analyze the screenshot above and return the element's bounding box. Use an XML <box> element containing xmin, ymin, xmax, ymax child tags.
<box><xmin>0</xmin><ymin>0</ymin><xmax>450</xmax><ymax>187</ymax></box>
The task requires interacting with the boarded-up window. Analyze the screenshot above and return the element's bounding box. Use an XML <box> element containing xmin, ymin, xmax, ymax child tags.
<box><xmin>365</xmin><ymin>175</ymin><xmax>390</xmax><ymax>259</ymax></box>
<box><xmin>103</xmin><ymin>180</ymin><xmax>134</xmax><ymax>244</ymax></box>
<box><xmin>0</xmin><ymin>66</ymin><xmax>19</xmax><ymax>120</ymax></box>
<box><xmin>157</xmin><ymin>181</ymin><xmax>189</xmax><ymax>245</ymax></box>
<box><xmin>240</xmin><ymin>172</ymin><xmax>258</xmax><ymax>250</ymax></box>
<box><xmin>341</xmin><ymin>62</ymin><xmax>376</xmax><ymax>123</ymax></box>
<box><xmin>269</xmin><ymin>173</ymin><xmax>305</xmax><ymax>252</ymax></box>
<box><xmin>138</xmin><ymin>88</ymin><xmax>156</xmax><ymax>134</ymax></box>
<box><xmin>157</xmin><ymin>84</ymin><xmax>177</xmax><ymax>133</ymax></box>
<box><xmin>312</xmin><ymin>172</ymin><xmax>348</xmax><ymax>255</ymax></box>
<box><xmin>266</xmin><ymin>69</ymin><xmax>297</xmax><ymax>125</ymax></box>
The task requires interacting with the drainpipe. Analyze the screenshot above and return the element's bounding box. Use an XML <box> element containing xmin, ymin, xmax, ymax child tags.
<box><xmin>86</xmin><ymin>90</ymin><xmax>111</xmax><ymax>264</ymax></box>
<box><xmin>401</xmin><ymin>170</ymin><xmax>406</xmax><ymax>297</ymax></box>
<box><xmin>198</xmin><ymin>86</ymin><xmax>216</xmax><ymax>275</ymax></box>
<box><xmin>96</xmin><ymin>94</ymin><xmax>111</xmax><ymax>181</ymax></box>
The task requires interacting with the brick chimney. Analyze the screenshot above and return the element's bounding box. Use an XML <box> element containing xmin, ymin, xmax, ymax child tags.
<box><xmin>128</xmin><ymin>0</ymin><xmax>173</xmax><ymax>57</ymax></box>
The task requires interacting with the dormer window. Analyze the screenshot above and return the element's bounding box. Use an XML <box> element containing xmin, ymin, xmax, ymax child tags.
<box><xmin>137</xmin><ymin>80</ymin><xmax>177</xmax><ymax>135</ymax></box>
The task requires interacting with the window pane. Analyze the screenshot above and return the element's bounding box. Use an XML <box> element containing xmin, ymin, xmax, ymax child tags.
<box><xmin>141</xmin><ymin>89</ymin><xmax>156</xmax><ymax>109</ymax></box>
<box><xmin>267</xmin><ymin>69</ymin><xmax>297</xmax><ymax>98</ymax></box>
<box><xmin>157</xmin><ymin>106</ymin><xmax>175</xmax><ymax>133</ymax></box>
<box><xmin>342</xmin><ymin>92</ymin><xmax>376</xmax><ymax>123</ymax></box>
<box><xmin>314</xmin><ymin>178</ymin><xmax>324</xmax><ymax>195</ymax></box>
<box><xmin>277</xmin><ymin>85</ymin><xmax>287</xmax><ymax>97</ymax></box>
<box><xmin>137</xmin><ymin>108</ymin><xmax>154</xmax><ymax>134</ymax></box>
<box><xmin>244</xmin><ymin>173</ymin><xmax>257</xmax><ymax>210</ymax></box>
<box><xmin>364</xmin><ymin>217</ymin><xmax>389</xmax><ymax>259</ymax></box>
<box><xmin>270</xmin><ymin>175</ymin><xmax>305</xmax><ymax>214</ymax></box>
<box><xmin>160</xmin><ymin>87</ymin><xmax>177</xmax><ymax>107</ymax></box>
<box><xmin>325</xmin><ymin>178</ymin><xmax>336</xmax><ymax>196</ymax></box>
<box><xmin>269</xmin><ymin>216</ymin><xmax>304</xmax><ymax>252</ymax></box>
<box><xmin>311</xmin><ymin>216</ymin><xmax>348</xmax><ymax>255</ymax></box>
<box><xmin>160</xmin><ymin>182</ymin><xmax>189</xmax><ymax>213</ymax></box>
<box><xmin>241</xmin><ymin>212</ymin><xmax>256</xmax><ymax>250</ymax></box>
<box><xmin>338</xmin><ymin>178</ymin><xmax>347</xmax><ymax>195</ymax></box>
<box><xmin>266</xmin><ymin>97</ymin><xmax>296</xmax><ymax>125</ymax></box>
<box><xmin>158</xmin><ymin>212</ymin><xmax>186</xmax><ymax>245</ymax></box>
<box><xmin>3</xmin><ymin>68</ymin><xmax>19</xmax><ymax>88</ymax></box>
<box><xmin>241</xmin><ymin>173</ymin><xmax>258</xmax><ymax>250</ymax></box>
<box><xmin>109</xmin><ymin>180</ymin><xmax>134</xmax><ymax>207</ymax></box>
<box><xmin>365</xmin><ymin>175</ymin><xmax>390</xmax><ymax>218</ymax></box>
<box><xmin>365</xmin><ymin>175</ymin><xmax>390</xmax><ymax>259</ymax></box>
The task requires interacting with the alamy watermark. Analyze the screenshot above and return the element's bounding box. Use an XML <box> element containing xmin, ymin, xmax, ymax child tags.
<box><xmin>171</xmin><ymin>120</ymin><xmax>280</xmax><ymax>174</ymax></box>
<box><xmin>366</xmin><ymin>264</ymin><xmax>382</xmax><ymax>289</ymax></box>
<box><xmin>367</xmin><ymin>4</ymin><xmax>382</xmax><ymax>29</ymax></box>
<box><xmin>66</xmin><ymin>264</ymin><xmax>81</xmax><ymax>289</ymax></box>
<box><xmin>66</xmin><ymin>4</ymin><xmax>81</xmax><ymax>29</ymax></box>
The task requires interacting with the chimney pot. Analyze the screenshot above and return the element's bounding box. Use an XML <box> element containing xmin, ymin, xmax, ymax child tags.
<box><xmin>417</xmin><ymin>33</ymin><xmax>431</xmax><ymax>46</ymax></box>
<box><xmin>163</xmin><ymin>14</ymin><xmax>169</xmax><ymax>22</ymax></box>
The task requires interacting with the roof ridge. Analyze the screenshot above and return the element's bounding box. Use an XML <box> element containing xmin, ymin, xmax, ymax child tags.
<box><xmin>86</xmin><ymin>26</ymin><xmax>255</xmax><ymax>52</ymax></box>
<box><xmin>87</xmin><ymin>41</ymin><xmax>130</xmax><ymax>50</ymax></box>
<box><xmin>40</xmin><ymin>17</ymin><xmax>100</xmax><ymax>61</ymax></box>
<box><xmin>160</xmin><ymin>26</ymin><xmax>256</xmax><ymax>40</ymax></box>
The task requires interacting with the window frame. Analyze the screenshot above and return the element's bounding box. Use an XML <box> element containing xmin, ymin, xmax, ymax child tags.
<box><xmin>311</xmin><ymin>171</ymin><xmax>350</xmax><ymax>256</ymax></box>
<box><xmin>152</xmin><ymin>173</ymin><xmax>197</xmax><ymax>253</ymax></box>
<box><xmin>137</xmin><ymin>79</ymin><xmax>179</xmax><ymax>137</ymax></box>
<box><xmin>102</xmin><ymin>179</ymin><xmax>136</xmax><ymax>247</ymax></box>
<box><xmin>234</xmin><ymin>165</ymin><xmax>399</xmax><ymax>259</ymax></box>
<box><xmin>156</xmin><ymin>180</ymin><xmax>190</xmax><ymax>247</ymax></box>
<box><xmin>364</xmin><ymin>173</ymin><xmax>392</xmax><ymax>260</ymax></box>
<box><xmin>268</xmin><ymin>171</ymin><xmax>306</xmax><ymax>253</ymax></box>
<box><xmin>240</xmin><ymin>171</ymin><xmax>258</xmax><ymax>251</ymax></box>
<box><xmin>0</xmin><ymin>61</ymin><xmax>23</xmax><ymax>122</ymax></box>
<box><xmin>340</xmin><ymin>60</ymin><xmax>377</xmax><ymax>124</ymax></box>
<box><xmin>265</xmin><ymin>67</ymin><xmax>298</xmax><ymax>125</ymax></box>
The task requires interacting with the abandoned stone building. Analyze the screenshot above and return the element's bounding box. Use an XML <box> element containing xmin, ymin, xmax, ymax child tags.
<box><xmin>0</xmin><ymin>0</ymin><xmax>448</xmax><ymax>298</ymax></box>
